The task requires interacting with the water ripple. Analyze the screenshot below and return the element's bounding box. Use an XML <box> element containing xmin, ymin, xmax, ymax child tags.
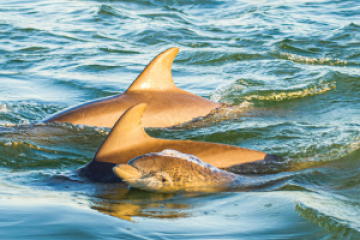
<box><xmin>1</xmin><ymin>0</ymin><xmax>360</xmax><ymax>238</ymax></box>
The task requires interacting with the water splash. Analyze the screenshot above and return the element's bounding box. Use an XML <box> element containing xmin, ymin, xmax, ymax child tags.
<box><xmin>0</xmin><ymin>0</ymin><xmax>360</xmax><ymax>238</ymax></box>
<box><xmin>165</xmin><ymin>102</ymin><xmax>252</xmax><ymax>129</ymax></box>
<box><xmin>210</xmin><ymin>78</ymin><xmax>336</xmax><ymax>104</ymax></box>
<box><xmin>244</xmin><ymin>83</ymin><xmax>335</xmax><ymax>102</ymax></box>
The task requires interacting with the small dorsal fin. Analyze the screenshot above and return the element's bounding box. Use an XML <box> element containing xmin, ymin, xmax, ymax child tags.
<box><xmin>126</xmin><ymin>47</ymin><xmax>180</xmax><ymax>91</ymax></box>
<box><xmin>94</xmin><ymin>103</ymin><xmax>151</xmax><ymax>160</ymax></box>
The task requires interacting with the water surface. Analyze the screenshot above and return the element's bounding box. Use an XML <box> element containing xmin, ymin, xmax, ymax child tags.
<box><xmin>1</xmin><ymin>0</ymin><xmax>360</xmax><ymax>239</ymax></box>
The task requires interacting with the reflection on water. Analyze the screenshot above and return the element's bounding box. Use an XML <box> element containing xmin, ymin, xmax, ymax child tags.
<box><xmin>92</xmin><ymin>192</ymin><xmax>191</xmax><ymax>222</ymax></box>
<box><xmin>0</xmin><ymin>189</ymin><xmax>335</xmax><ymax>240</ymax></box>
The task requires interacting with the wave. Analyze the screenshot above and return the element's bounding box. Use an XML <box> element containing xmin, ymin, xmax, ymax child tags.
<box><xmin>277</xmin><ymin>51</ymin><xmax>359</xmax><ymax>67</ymax></box>
<box><xmin>75</xmin><ymin>64</ymin><xmax>124</xmax><ymax>72</ymax></box>
<box><xmin>97</xmin><ymin>5</ymin><xmax>133</xmax><ymax>19</ymax></box>
<box><xmin>177</xmin><ymin>50</ymin><xmax>267</xmax><ymax>66</ymax></box>
<box><xmin>0</xmin><ymin>101</ymin><xmax>65</xmax><ymax>125</ymax></box>
<box><xmin>296</xmin><ymin>193</ymin><xmax>360</xmax><ymax>237</ymax></box>
<box><xmin>0</xmin><ymin>123</ymin><xmax>109</xmax><ymax>170</ymax></box>
<box><xmin>210</xmin><ymin>77</ymin><xmax>336</xmax><ymax>104</ymax></box>
<box><xmin>245</xmin><ymin>84</ymin><xmax>335</xmax><ymax>102</ymax></box>
<box><xmin>267</xmin><ymin>132</ymin><xmax>360</xmax><ymax>174</ymax></box>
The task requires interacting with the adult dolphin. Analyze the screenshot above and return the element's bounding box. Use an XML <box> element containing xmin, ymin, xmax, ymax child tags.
<box><xmin>78</xmin><ymin>103</ymin><xmax>282</xmax><ymax>182</ymax></box>
<box><xmin>44</xmin><ymin>47</ymin><xmax>221</xmax><ymax>128</ymax></box>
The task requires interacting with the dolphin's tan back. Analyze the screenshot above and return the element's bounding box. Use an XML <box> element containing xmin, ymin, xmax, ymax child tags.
<box><xmin>80</xmin><ymin>103</ymin><xmax>280</xmax><ymax>182</ymax></box>
<box><xmin>45</xmin><ymin>48</ymin><xmax>221</xmax><ymax>128</ymax></box>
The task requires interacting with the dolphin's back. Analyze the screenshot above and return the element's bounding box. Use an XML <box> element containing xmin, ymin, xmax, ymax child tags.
<box><xmin>125</xmin><ymin>150</ymin><xmax>238</xmax><ymax>192</ymax></box>
<box><xmin>44</xmin><ymin>47</ymin><xmax>221</xmax><ymax>128</ymax></box>
<box><xmin>78</xmin><ymin>103</ymin><xmax>282</xmax><ymax>182</ymax></box>
<box><xmin>130</xmin><ymin>150</ymin><xmax>238</xmax><ymax>183</ymax></box>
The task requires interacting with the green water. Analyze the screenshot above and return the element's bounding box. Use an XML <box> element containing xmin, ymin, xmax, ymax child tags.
<box><xmin>1</xmin><ymin>0</ymin><xmax>360</xmax><ymax>239</ymax></box>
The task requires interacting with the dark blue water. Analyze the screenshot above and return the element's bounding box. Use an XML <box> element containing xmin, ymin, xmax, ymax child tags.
<box><xmin>1</xmin><ymin>0</ymin><xmax>360</xmax><ymax>239</ymax></box>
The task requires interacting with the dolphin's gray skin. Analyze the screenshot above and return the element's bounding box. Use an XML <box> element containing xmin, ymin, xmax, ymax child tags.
<box><xmin>113</xmin><ymin>149</ymin><xmax>289</xmax><ymax>193</ymax></box>
<box><xmin>113</xmin><ymin>149</ymin><xmax>238</xmax><ymax>192</ymax></box>
<box><xmin>44</xmin><ymin>47</ymin><xmax>222</xmax><ymax>128</ymax></box>
<box><xmin>78</xmin><ymin>103</ymin><xmax>282</xmax><ymax>182</ymax></box>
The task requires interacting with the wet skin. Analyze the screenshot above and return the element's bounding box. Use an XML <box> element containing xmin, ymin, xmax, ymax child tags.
<box><xmin>113</xmin><ymin>150</ymin><xmax>238</xmax><ymax>193</ymax></box>
<box><xmin>79</xmin><ymin>103</ymin><xmax>282</xmax><ymax>182</ymax></box>
<box><xmin>44</xmin><ymin>48</ymin><xmax>221</xmax><ymax>128</ymax></box>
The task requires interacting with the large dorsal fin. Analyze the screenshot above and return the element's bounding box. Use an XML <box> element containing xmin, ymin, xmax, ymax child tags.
<box><xmin>126</xmin><ymin>47</ymin><xmax>180</xmax><ymax>91</ymax></box>
<box><xmin>94</xmin><ymin>103</ymin><xmax>151</xmax><ymax>160</ymax></box>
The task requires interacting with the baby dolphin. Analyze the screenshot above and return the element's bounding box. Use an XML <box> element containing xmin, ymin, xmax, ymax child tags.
<box><xmin>114</xmin><ymin>150</ymin><xmax>293</xmax><ymax>193</ymax></box>
<box><xmin>113</xmin><ymin>149</ymin><xmax>238</xmax><ymax>192</ymax></box>
<box><xmin>44</xmin><ymin>47</ymin><xmax>221</xmax><ymax>128</ymax></box>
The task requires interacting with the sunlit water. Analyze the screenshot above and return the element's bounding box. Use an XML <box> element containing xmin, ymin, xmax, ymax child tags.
<box><xmin>1</xmin><ymin>0</ymin><xmax>360</xmax><ymax>239</ymax></box>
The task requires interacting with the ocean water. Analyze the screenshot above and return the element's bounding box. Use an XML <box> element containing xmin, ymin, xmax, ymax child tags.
<box><xmin>1</xmin><ymin>0</ymin><xmax>360</xmax><ymax>239</ymax></box>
